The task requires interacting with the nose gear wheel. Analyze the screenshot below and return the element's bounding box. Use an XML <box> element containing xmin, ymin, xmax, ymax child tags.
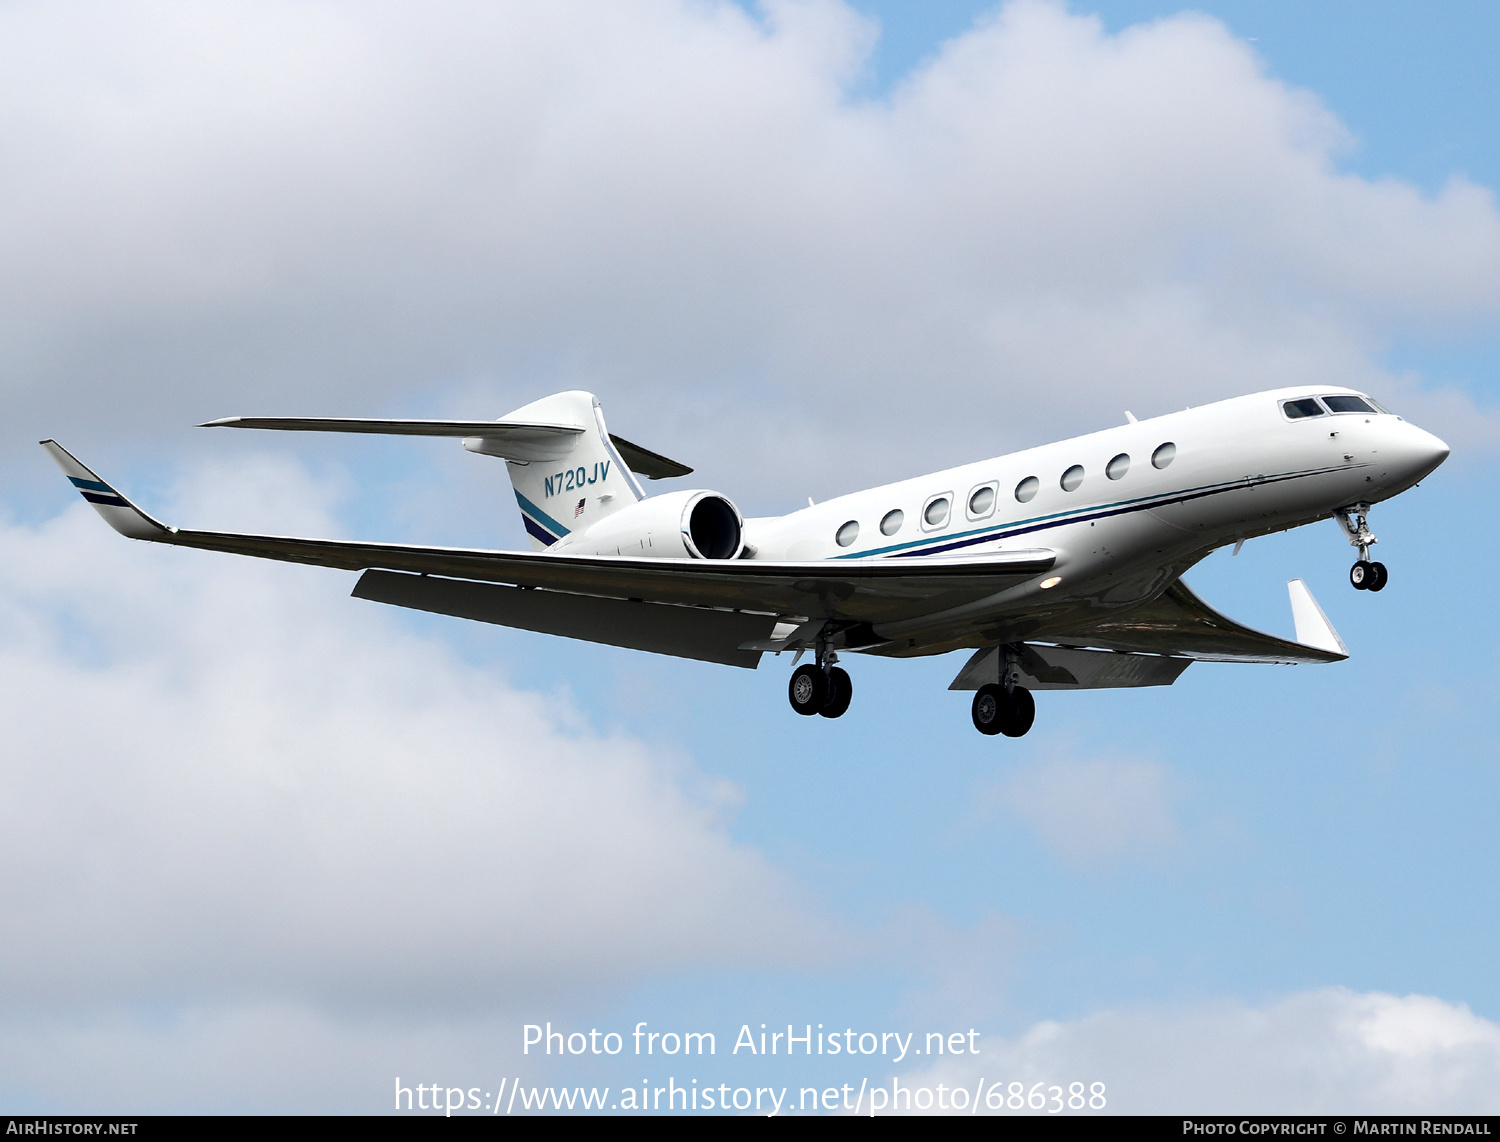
<box><xmin>1350</xmin><ymin>560</ymin><xmax>1388</xmax><ymax>592</ymax></box>
<box><xmin>1336</xmin><ymin>504</ymin><xmax>1390</xmax><ymax>592</ymax></box>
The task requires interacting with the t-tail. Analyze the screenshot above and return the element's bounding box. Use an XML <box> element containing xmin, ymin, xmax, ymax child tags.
<box><xmin>195</xmin><ymin>389</ymin><xmax>694</xmax><ymax>553</ymax></box>
<box><xmin>469</xmin><ymin>391</ymin><xmax>645</xmax><ymax>550</ymax></box>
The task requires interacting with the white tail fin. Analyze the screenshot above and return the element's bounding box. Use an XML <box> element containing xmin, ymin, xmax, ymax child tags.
<box><xmin>475</xmin><ymin>391</ymin><xmax>645</xmax><ymax>550</ymax></box>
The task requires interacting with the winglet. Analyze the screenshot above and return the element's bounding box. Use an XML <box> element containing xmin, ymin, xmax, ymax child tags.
<box><xmin>1288</xmin><ymin>578</ymin><xmax>1348</xmax><ymax>658</ymax></box>
<box><xmin>39</xmin><ymin>441</ymin><xmax>174</xmax><ymax>541</ymax></box>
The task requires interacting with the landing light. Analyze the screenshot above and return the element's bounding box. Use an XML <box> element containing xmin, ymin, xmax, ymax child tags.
<box><xmin>1040</xmin><ymin>576</ymin><xmax>1062</xmax><ymax>589</ymax></box>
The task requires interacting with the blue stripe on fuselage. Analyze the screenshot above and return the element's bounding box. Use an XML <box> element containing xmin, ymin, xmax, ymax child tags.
<box><xmin>833</xmin><ymin>463</ymin><xmax>1354</xmax><ymax>560</ymax></box>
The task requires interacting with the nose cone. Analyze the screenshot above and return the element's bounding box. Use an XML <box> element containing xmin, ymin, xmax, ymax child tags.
<box><xmin>1405</xmin><ymin>425</ymin><xmax>1450</xmax><ymax>481</ymax></box>
<box><xmin>1383</xmin><ymin>422</ymin><xmax>1450</xmax><ymax>491</ymax></box>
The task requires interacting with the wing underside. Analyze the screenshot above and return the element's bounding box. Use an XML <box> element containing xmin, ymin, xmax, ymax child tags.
<box><xmin>949</xmin><ymin>576</ymin><xmax>1344</xmax><ymax>691</ymax></box>
<box><xmin>1045</xmin><ymin>578</ymin><xmax>1346</xmax><ymax>664</ymax></box>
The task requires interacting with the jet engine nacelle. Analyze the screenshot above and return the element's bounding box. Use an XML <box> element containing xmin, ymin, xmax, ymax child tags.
<box><xmin>554</xmin><ymin>490</ymin><xmax>744</xmax><ymax>560</ymax></box>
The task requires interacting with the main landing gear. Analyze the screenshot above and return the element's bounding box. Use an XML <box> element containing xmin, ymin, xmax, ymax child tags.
<box><xmin>971</xmin><ymin>684</ymin><xmax>1035</xmax><ymax>737</ymax></box>
<box><xmin>788</xmin><ymin>632</ymin><xmax>853</xmax><ymax>719</ymax></box>
<box><xmin>970</xmin><ymin>649</ymin><xmax>1035</xmax><ymax>738</ymax></box>
<box><xmin>1336</xmin><ymin>503</ymin><xmax>1388</xmax><ymax>592</ymax></box>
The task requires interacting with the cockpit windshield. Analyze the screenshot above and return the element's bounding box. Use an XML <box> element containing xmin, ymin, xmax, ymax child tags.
<box><xmin>1281</xmin><ymin>398</ymin><xmax>1325</xmax><ymax>419</ymax></box>
<box><xmin>1323</xmin><ymin>395</ymin><xmax>1375</xmax><ymax>414</ymax></box>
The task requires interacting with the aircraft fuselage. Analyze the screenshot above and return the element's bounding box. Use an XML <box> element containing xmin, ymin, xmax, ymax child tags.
<box><xmin>742</xmin><ymin>386</ymin><xmax>1448</xmax><ymax>655</ymax></box>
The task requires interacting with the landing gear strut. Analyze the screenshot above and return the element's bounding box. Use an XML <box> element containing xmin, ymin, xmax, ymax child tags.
<box><xmin>1336</xmin><ymin>504</ymin><xmax>1388</xmax><ymax>592</ymax></box>
<box><xmin>788</xmin><ymin>629</ymin><xmax>853</xmax><ymax>718</ymax></box>
<box><xmin>971</xmin><ymin>649</ymin><xmax>1035</xmax><ymax>738</ymax></box>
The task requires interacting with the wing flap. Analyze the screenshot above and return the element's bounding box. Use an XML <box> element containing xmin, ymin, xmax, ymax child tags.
<box><xmin>949</xmin><ymin>644</ymin><xmax>1193</xmax><ymax>691</ymax></box>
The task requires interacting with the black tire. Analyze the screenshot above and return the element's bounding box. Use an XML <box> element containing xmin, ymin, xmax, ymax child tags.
<box><xmin>1000</xmin><ymin>686</ymin><xmax>1036</xmax><ymax>738</ymax></box>
<box><xmin>820</xmin><ymin>667</ymin><xmax>853</xmax><ymax>718</ymax></box>
<box><xmin>789</xmin><ymin>664</ymin><xmax>827</xmax><ymax>715</ymax></box>
<box><xmin>971</xmin><ymin>684</ymin><xmax>1007</xmax><ymax>736</ymax></box>
<box><xmin>1350</xmin><ymin>561</ymin><xmax>1371</xmax><ymax>590</ymax></box>
<box><xmin>1367</xmin><ymin>561</ymin><xmax>1388</xmax><ymax>592</ymax></box>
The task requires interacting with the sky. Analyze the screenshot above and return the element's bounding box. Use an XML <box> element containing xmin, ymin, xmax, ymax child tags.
<box><xmin>2</xmin><ymin>0</ymin><xmax>1499</xmax><ymax>1116</ymax></box>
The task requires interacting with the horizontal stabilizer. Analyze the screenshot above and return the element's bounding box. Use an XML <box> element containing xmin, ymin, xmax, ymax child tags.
<box><xmin>200</xmin><ymin>417</ymin><xmax>692</xmax><ymax>475</ymax></box>
<box><xmin>949</xmin><ymin>644</ymin><xmax>1192</xmax><ymax>691</ymax></box>
<box><xmin>354</xmin><ymin>571</ymin><xmax>769</xmax><ymax>668</ymax></box>
<box><xmin>607</xmin><ymin>434</ymin><xmax>693</xmax><ymax>479</ymax></box>
<box><xmin>201</xmin><ymin>416</ymin><xmax>584</xmax><ymax>463</ymax></box>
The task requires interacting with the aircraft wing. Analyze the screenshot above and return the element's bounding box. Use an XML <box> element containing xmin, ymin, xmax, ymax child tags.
<box><xmin>42</xmin><ymin>441</ymin><xmax>1054</xmax><ymax>627</ymax></box>
<box><xmin>1042</xmin><ymin>577</ymin><xmax>1347</xmax><ymax>665</ymax></box>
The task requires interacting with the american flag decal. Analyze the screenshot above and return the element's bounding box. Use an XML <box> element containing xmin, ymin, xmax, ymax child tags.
<box><xmin>575</xmin><ymin>498</ymin><xmax>587</xmax><ymax>518</ymax></box>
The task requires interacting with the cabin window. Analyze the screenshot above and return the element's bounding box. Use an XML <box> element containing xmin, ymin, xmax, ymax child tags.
<box><xmin>1152</xmin><ymin>442</ymin><xmax>1176</xmax><ymax>469</ymax></box>
<box><xmin>923</xmin><ymin>495</ymin><xmax>951</xmax><ymax>528</ymax></box>
<box><xmin>836</xmin><ymin>520</ymin><xmax>859</xmax><ymax>547</ymax></box>
<box><xmin>1281</xmin><ymin>398</ymin><xmax>1325</xmax><ymax>419</ymax></box>
<box><xmin>1060</xmin><ymin>465</ymin><xmax>1084</xmax><ymax>492</ymax></box>
<box><xmin>1014</xmin><ymin>476</ymin><xmax>1039</xmax><ymax>503</ymax></box>
<box><xmin>1323</xmin><ymin>395</ymin><xmax>1374</xmax><ymax>414</ymax></box>
<box><xmin>967</xmin><ymin>484</ymin><xmax>996</xmax><ymax>518</ymax></box>
<box><xmin>880</xmin><ymin>509</ymin><xmax>904</xmax><ymax>536</ymax></box>
<box><xmin>1106</xmin><ymin>453</ymin><xmax>1130</xmax><ymax>480</ymax></box>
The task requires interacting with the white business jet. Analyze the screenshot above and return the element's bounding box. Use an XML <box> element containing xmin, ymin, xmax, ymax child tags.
<box><xmin>42</xmin><ymin>385</ymin><xmax>1447</xmax><ymax>737</ymax></box>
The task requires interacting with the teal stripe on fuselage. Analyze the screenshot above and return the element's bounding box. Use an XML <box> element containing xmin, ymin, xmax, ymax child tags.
<box><xmin>832</xmin><ymin>463</ymin><xmax>1349</xmax><ymax>560</ymax></box>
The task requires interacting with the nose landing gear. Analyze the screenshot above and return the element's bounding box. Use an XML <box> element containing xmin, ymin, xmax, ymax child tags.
<box><xmin>1336</xmin><ymin>504</ymin><xmax>1388</xmax><ymax>592</ymax></box>
<box><xmin>787</xmin><ymin>629</ymin><xmax>854</xmax><ymax>718</ymax></box>
<box><xmin>1349</xmin><ymin>560</ymin><xmax>1387</xmax><ymax>592</ymax></box>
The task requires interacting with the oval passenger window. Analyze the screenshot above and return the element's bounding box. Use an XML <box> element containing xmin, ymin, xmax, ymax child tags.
<box><xmin>1152</xmin><ymin>442</ymin><xmax>1176</xmax><ymax>469</ymax></box>
<box><xmin>836</xmin><ymin>520</ymin><xmax>859</xmax><ymax>547</ymax></box>
<box><xmin>1106</xmin><ymin>453</ymin><xmax>1130</xmax><ymax>480</ymax></box>
<box><xmin>1060</xmin><ymin>465</ymin><xmax>1084</xmax><ymax>492</ymax></box>
<box><xmin>1014</xmin><ymin>476</ymin><xmax>1039</xmax><ymax>503</ymax></box>
<box><xmin>880</xmin><ymin>509</ymin><xmax>904</xmax><ymax>536</ymax></box>
<box><xmin>968</xmin><ymin>486</ymin><xmax>995</xmax><ymax>516</ymax></box>
<box><xmin>924</xmin><ymin>497</ymin><xmax>950</xmax><ymax>527</ymax></box>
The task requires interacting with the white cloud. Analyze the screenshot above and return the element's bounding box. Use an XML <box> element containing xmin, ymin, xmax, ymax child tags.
<box><xmin>897</xmin><ymin>988</ymin><xmax>1500</xmax><ymax>1114</ymax></box>
<box><xmin>0</xmin><ymin>459</ymin><xmax>827</xmax><ymax>1024</ymax></box>
<box><xmin>1</xmin><ymin>0</ymin><xmax>1497</xmax><ymax>510</ymax></box>
<box><xmin>981</xmin><ymin>750</ymin><xmax>1180</xmax><ymax>866</ymax></box>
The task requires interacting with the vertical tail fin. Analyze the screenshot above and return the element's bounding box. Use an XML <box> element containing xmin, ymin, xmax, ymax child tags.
<box><xmin>471</xmin><ymin>391</ymin><xmax>644</xmax><ymax>550</ymax></box>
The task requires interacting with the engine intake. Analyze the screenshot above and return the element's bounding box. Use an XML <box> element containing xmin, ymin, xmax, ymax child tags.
<box><xmin>555</xmin><ymin>489</ymin><xmax>744</xmax><ymax>560</ymax></box>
